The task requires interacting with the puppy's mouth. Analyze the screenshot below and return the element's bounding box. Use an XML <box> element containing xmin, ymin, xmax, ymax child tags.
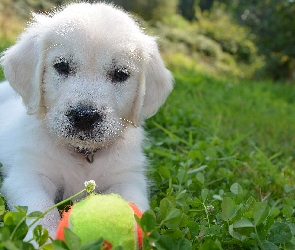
<box><xmin>47</xmin><ymin>104</ymin><xmax>126</xmax><ymax>158</ymax></box>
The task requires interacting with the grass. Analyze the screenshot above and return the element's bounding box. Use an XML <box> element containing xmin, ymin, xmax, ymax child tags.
<box><xmin>146</xmin><ymin>67</ymin><xmax>295</xmax><ymax>188</ymax></box>
<box><xmin>141</xmin><ymin>68</ymin><xmax>295</xmax><ymax>249</ymax></box>
<box><xmin>0</xmin><ymin>33</ymin><xmax>295</xmax><ymax>250</ymax></box>
<box><xmin>149</xmin><ymin>68</ymin><xmax>295</xmax><ymax>182</ymax></box>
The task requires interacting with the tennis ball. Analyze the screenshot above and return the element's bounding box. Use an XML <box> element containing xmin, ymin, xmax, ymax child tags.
<box><xmin>56</xmin><ymin>193</ymin><xmax>143</xmax><ymax>249</ymax></box>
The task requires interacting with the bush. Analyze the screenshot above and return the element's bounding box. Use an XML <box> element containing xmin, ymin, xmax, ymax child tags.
<box><xmin>148</xmin><ymin>17</ymin><xmax>243</xmax><ymax>77</ymax></box>
<box><xmin>1</xmin><ymin>1</ymin><xmax>265</xmax><ymax>80</ymax></box>
<box><xmin>229</xmin><ymin>0</ymin><xmax>295</xmax><ymax>81</ymax></box>
<box><xmin>0</xmin><ymin>13</ymin><xmax>24</xmax><ymax>81</ymax></box>
<box><xmin>103</xmin><ymin>0</ymin><xmax>178</xmax><ymax>22</ymax></box>
<box><xmin>198</xmin><ymin>7</ymin><xmax>261</xmax><ymax>66</ymax></box>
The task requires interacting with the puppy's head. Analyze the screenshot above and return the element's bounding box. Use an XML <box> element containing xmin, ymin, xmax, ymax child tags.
<box><xmin>1</xmin><ymin>3</ymin><xmax>173</xmax><ymax>151</ymax></box>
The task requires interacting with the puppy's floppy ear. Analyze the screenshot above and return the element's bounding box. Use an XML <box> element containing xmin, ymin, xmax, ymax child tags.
<box><xmin>0</xmin><ymin>15</ymin><xmax>48</xmax><ymax>118</ymax></box>
<box><xmin>132</xmin><ymin>39</ymin><xmax>173</xmax><ymax>126</ymax></box>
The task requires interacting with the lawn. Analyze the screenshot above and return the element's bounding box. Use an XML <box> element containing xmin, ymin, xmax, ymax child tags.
<box><xmin>147</xmin><ymin>67</ymin><xmax>295</xmax><ymax>193</ymax></box>
<box><xmin>141</xmin><ymin>67</ymin><xmax>295</xmax><ymax>249</ymax></box>
<box><xmin>0</xmin><ymin>49</ymin><xmax>295</xmax><ymax>249</ymax></box>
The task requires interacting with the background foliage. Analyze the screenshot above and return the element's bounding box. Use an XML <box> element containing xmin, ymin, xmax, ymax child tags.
<box><xmin>1</xmin><ymin>0</ymin><xmax>295</xmax><ymax>80</ymax></box>
<box><xmin>221</xmin><ymin>0</ymin><xmax>295</xmax><ymax>80</ymax></box>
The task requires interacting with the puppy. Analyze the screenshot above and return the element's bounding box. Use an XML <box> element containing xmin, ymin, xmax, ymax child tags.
<box><xmin>0</xmin><ymin>3</ymin><xmax>173</xmax><ymax>240</ymax></box>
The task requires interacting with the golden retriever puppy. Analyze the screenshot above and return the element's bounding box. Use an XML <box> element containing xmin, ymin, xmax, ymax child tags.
<box><xmin>0</xmin><ymin>2</ymin><xmax>173</xmax><ymax>240</ymax></box>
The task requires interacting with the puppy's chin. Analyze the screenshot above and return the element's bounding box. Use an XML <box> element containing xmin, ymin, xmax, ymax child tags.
<box><xmin>65</xmin><ymin>132</ymin><xmax>120</xmax><ymax>151</ymax></box>
<box><xmin>47</xmin><ymin>124</ymin><xmax>124</xmax><ymax>152</ymax></box>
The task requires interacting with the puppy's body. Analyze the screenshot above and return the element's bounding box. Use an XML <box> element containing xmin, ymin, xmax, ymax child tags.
<box><xmin>0</xmin><ymin>3</ymin><xmax>172</xmax><ymax>239</ymax></box>
<box><xmin>0</xmin><ymin>81</ymin><xmax>148</xmax><ymax>233</ymax></box>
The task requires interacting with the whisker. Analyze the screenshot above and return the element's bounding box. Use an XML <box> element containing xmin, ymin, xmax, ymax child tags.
<box><xmin>119</xmin><ymin>117</ymin><xmax>137</xmax><ymax>128</ymax></box>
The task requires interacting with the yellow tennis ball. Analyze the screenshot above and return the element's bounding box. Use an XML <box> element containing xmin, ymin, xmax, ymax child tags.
<box><xmin>56</xmin><ymin>193</ymin><xmax>143</xmax><ymax>249</ymax></box>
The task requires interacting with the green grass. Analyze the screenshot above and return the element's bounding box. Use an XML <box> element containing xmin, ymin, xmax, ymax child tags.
<box><xmin>141</xmin><ymin>68</ymin><xmax>295</xmax><ymax>249</ymax></box>
<box><xmin>147</xmin><ymin>69</ymin><xmax>295</xmax><ymax>190</ymax></box>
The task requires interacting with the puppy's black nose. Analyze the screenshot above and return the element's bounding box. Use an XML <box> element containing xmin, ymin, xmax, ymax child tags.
<box><xmin>66</xmin><ymin>105</ymin><xmax>103</xmax><ymax>131</ymax></box>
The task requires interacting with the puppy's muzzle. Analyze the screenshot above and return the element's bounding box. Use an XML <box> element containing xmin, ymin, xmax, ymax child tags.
<box><xmin>66</xmin><ymin>105</ymin><xmax>103</xmax><ymax>131</ymax></box>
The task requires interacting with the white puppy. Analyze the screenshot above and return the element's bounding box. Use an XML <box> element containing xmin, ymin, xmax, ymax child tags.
<box><xmin>0</xmin><ymin>3</ymin><xmax>173</xmax><ymax>240</ymax></box>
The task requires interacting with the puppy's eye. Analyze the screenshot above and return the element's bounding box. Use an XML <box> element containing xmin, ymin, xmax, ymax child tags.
<box><xmin>110</xmin><ymin>68</ymin><xmax>130</xmax><ymax>83</ymax></box>
<box><xmin>53</xmin><ymin>60</ymin><xmax>71</xmax><ymax>76</ymax></box>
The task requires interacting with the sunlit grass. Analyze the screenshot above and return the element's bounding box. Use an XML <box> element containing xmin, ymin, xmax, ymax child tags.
<box><xmin>142</xmin><ymin>69</ymin><xmax>295</xmax><ymax>248</ymax></box>
<box><xmin>147</xmin><ymin>69</ymin><xmax>295</xmax><ymax>195</ymax></box>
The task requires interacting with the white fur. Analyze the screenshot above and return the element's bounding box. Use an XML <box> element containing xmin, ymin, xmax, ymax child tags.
<box><xmin>0</xmin><ymin>3</ymin><xmax>173</xmax><ymax>240</ymax></box>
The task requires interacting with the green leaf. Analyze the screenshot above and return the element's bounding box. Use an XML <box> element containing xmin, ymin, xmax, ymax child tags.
<box><xmin>0</xmin><ymin>226</ymin><xmax>11</xmax><ymax>242</ymax></box>
<box><xmin>230</xmin><ymin>183</ymin><xmax>243</xmax><ymax>195</ymax></box>
<box><xmin>201</xmin><ymin>189</ymin><xmax>209</xmax><ymax>202</ymax></box>
<box><xmin>64</xmin><ymin>228</ymin><xmax>81</xmax><ymax>250</ymax></box>
<box><xmin>0</xmin><ymin>197</ymin><xmax>6</xmax><ymax>216</ymax></box>
<box><xmin>283</xmin><ymin>197</ymin><xmax>295</xmax><ymax>207</ymax></box>
<box><xmin>163</xmin><ymin>208</ymin><xmax>182</xmax><ymax>228</ymax></box>
<box><xmin>287</xmin><ymin>222</ymin><xmax>295</xmax><ymax>234</ymax></box>
<box><xmin>268</xmin><ymin>222</ymin><xmax>292</xmax><ymax>244</ymax></box>
<box><xmin>52</xmin><ymin>239</ymin><xmax>69</xmax><ymax>250</ymax></box>
<box><xmin>191</xmin><ymin>197</ymin><xmax>202</xmax><ymax>206</ymax></box>
<box><xmin>245</xmin><ymin>196</ymin><xmax>257</xmax><ymax>211</ymax></box>
<box><xmin>139</xmin><ymin>210</ymin><xmax>156</xmax><ymax>232</ymax></box>
<box><xmin>177</xmin><ymin>169</ymin><xmax>188</xmax><ymax>184</ymax></box>
<box><xmin>14</xmin><ymin>206</ymin><xmax>28</xmax><ymax>215</ymax></box>
<box><xmin>148</xmin><ymin>231</ymin><xmax>160</xmax><ymax>242</ymax></box>
<box><xmin>27</xmin><ymin>211</ymin><xmax>43</xmax><ymax>219</ymax></box>
<box><xmin>2</xmin><ymin>240</ymin><xmax>20</xmax><ymax>250</ymax></box>
<box><xmin>164</xmin><ymin>208</ymin><xmax>181</xmax><ymax>221</ymax></box>
<box><xmin>11</xmin><ymin>220</ymin><xmax>28</xmax><ymax>240</ymax></box>
<box><xmin>4</xmin><ymin>212</ymin><xmax>23</xmax><ymax>226</ymax></box>
<box><xmin>154</xmin><ymin>235</ymin><xmax>174</xmax><ymax>250</ymax></box>
<box><xmin>253</xmin><ymin>202</ymin><xmax>269</xmax><ymax>226</ymax></box>
<box><xmin>176</xmin><ymin>190</ymin><xmax>187</xmax><ymax>201</ymax></box>
<box><xmin>187</xmin><ymin>221</ymin><xmax>199</xmax><ymax>238</ymax></box>
<box><xmin>160</xmin><ymin>198</ymin><xmax>171</xmax><ymax>219</ymax></box>
<box><xmin>3</xmin><ymin>211</ymin><xmax>28</xmax><ymax>240</ymax></box>
<box><xmin>261</xmin><ymin>240</ymin><xmax>278</xmax><ymax>250</ymax></box>
<box><xmin>177</xmin><ymin>238</ymin><xmax>192</xmax><ymax>250</ymax></box>
<box><xmin>282</xmin><ymin>204</ymin><xmax>294</xmax><ymax>218</ymax></box>
<box><xmin>205</xmin><ymin>225</ymin><xmax>221</xmax><ymax>236</ymax></box>
<box><xmin>40</xmin><ymin>243</ymin><xmax>55</xmax><ymax>250</ymax></box>
<box><xmin>265</xmin><ymin>216</ymin><xmax>275</xmax><ymax>232</ymax></box>
<box><xmin>269</xmin><ymin>206</ymin><xmax>280</xmax><ymax>218</ymax></box>
<box><xmin>232</xmin><ymin>218</ymin><xmax>254</xmax><ymax>236</ymax></box>
<box><xmin>159</xmin><ymin>167</ymin><xmax>170</xmax><ymax>179</ymax></box>
<box><xmin>221</xmin><ymin>197</ymin><xmax>241</xmax><ymax>222</ymax></box>
<box><xmin>196</xmin><ymin>172</ymin><xmax>205</xmax><ymax>185</ymax></box>
<box><xmin>81</xmin><ymin>238</ymin><xmax>104</xmax><ymax>250</ymax></box>
<box><xmin>233</xmin><ymin>218</ymin><xmax>254</xmax><ymax>228</ymax></box>
<box><xmin>229</xmin><ymin>224</ymin><xmax>246</xmax><ymax>241</ymax></box>
<box><xmin>33</xmin><ymin>225</ymin><xmax>49</xmax><ymax>246</ymax></box>
<box><xmin>16</xmin><ymin>242</ymin><xmax>35</xmax><ymax>250</ymax></box>
<box><xmin>198</xmin><ymin>239</ymin><xmax>223</xmax><ymax>250</ymax></box>
<box><xmin>283</xmin><ymin>185</ymin><xmax>294</xmax><ymax>193</ymax></box>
